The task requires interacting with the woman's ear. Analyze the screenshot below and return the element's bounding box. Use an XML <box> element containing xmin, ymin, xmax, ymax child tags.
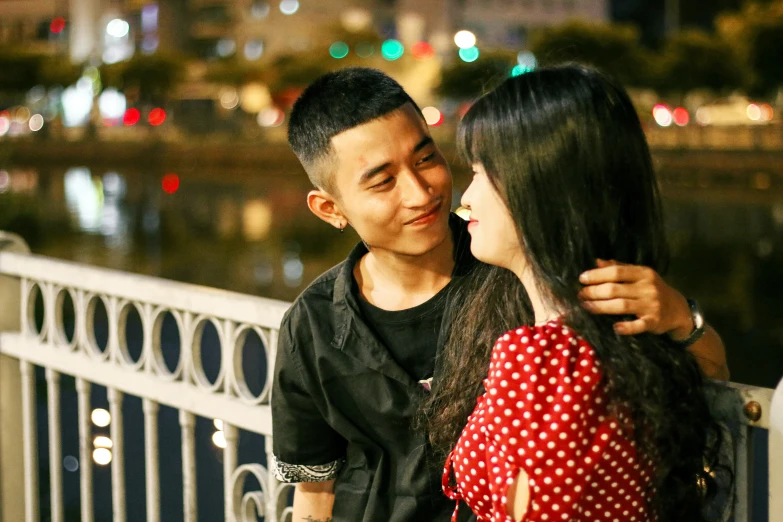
<box><xmin>307</xmin><ymin>190</ymin><xmax>347</xmax><ymax>231</ymax></box>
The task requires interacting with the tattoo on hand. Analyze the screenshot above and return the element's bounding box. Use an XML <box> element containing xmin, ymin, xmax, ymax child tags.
<box><xmin>302</xmin><ymin>517</ymin><xmax>332</xmax><ymax>522</ymax></box>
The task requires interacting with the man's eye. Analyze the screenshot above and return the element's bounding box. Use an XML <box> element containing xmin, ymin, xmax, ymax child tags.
<box><xmin>372</xmin><ymin>177</ymin><xmax>394</xmax><ymax>189</ymax></box>
<box><xmin>417</xmin><ymin>153</ymin><xmax>436</xmax><ymax>165</ymax></box>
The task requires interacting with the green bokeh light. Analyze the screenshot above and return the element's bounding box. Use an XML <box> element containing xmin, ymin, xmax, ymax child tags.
<box><xmin>329</xmin><ymin>42</ymin><xmax>350</xmax><ymax>59</ymax></box>
<box><xmin>356</xmin><ymin>42</ymin><xmax>375</xmax><ymax>58</ymax></box>
<box><xmin>459</xmin><ymin>46</ymin><xmax>480</xmax><ymax>63</ymax></box>
<box><xmin>381</xmin><ymin>39</ymin><xmax>405</xmax><ymax>61</ymax></box>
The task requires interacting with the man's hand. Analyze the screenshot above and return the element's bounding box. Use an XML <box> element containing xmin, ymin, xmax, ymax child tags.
<box><xmin>578</xmin><ymin>259</ymin><xmax>692</xmax><ymax>337</ymax></box>
<box><xmin>578</xmin><ymin>259</ymin><xmax>729</xmax><ymax>380</ymax></box>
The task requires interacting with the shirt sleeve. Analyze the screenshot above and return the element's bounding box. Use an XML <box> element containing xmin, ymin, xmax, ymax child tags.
<box><xmin>484</xmin><ymin>324</ymin><xmax>619</xmax><ymax>520</ymax></box>
<box><xmin>271</xmin><ymin>311</ymin><xmax>347</xmax><ymax>483</ymax></box>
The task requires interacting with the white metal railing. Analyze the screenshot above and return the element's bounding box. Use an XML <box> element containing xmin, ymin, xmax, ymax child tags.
<box><xmin>0</xmin><ymin>231</ymin><xmax>782</xmax><ymax>522</ymax></box>
<box><xmin>0</xmin><ymin>231</ymin><xmax>292</xmax><ymax>522</ymax></box>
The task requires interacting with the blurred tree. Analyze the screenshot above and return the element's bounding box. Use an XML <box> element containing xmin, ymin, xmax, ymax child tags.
<box><xmin>102</xmin><ymin>55</ymin><xmax>186</xmax><ymax>105</ymax></box>
<box><xmin>717</xmin><ymin>0</ymin><xmax>783</xmax><ymax>96</ymax></box>
<box><xmin>528</xmin><ymin>21</ymin><xmax>654</xmax><ymax>87</ymax></box>
<box><xmin>0</xmin><ymin>50</ymin><xmax>80</xmax><ymax>92</ymax></box>
<box><xmin>657</xmin><ymin>29</ymin><xmax>746</xmax><ymax>95</ymax></box>
<box><xmin>437</xmin><ymin>51</ymin><xmax>516</xmax><ymax>101</ymax></box>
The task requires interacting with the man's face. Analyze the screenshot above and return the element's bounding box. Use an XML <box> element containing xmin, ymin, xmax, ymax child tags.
<box><xmin>328</xmin><ymin>103</ymin><xmax>453</xmax><ymax>257</ymax></box>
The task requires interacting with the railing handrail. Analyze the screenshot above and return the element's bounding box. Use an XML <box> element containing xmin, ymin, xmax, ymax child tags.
<box><xmin>0</xmin><ymin>250</ymin><xmax>290</xmax><ymax>329</ymax></box>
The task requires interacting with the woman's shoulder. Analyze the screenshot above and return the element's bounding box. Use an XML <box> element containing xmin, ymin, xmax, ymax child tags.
<box><xmin>489</xmin><ymin>319</ymin><xmax>602</xmax><ymax>389</ymax></box>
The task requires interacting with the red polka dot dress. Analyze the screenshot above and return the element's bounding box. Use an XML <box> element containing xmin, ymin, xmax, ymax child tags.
<box><xmin>442</xmin><ymin>320</ymin><xmax>657</xmax><ymax>522</ymax></box>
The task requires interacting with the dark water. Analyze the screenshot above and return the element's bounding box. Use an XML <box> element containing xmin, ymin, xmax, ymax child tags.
<box><xmin>2</xmin><ymin>161</ymin><xmax>782</xmax><ymax>520</ymax></box>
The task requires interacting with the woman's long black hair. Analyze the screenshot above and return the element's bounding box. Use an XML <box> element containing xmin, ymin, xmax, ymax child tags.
<box><xmin>420</xmin><ymin>65</ymin><xmax>727</xmax><ymax>520</ymax></box>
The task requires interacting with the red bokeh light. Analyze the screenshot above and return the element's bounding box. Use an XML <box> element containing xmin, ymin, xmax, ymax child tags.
<box><xmin>50</xmin><ymin>18</ymin><xmax>66</xmax><ymax>34</ymax></box>
<box><xmin>411</xmin><ymin>41</ymin><xmax>435</xmax><ymax>60</ymax></box>
<box><xmin>672</xmin><ymin>107</ymin><xmax>689</xmax><ymax>126</ymax></box>
<box><xmin>148</xmin><ymin>108</ymin><xmax>167</xmax><ymax>126</ymax></box>
<box><xmin>161</xmin><ymin>173</ymin><xmax>180</xmax><ymax>194</ymax></box>
<box><xmin>123</xmin><ymin>108</ymin><xmax>141</xmax><ymax>126</ymax></box>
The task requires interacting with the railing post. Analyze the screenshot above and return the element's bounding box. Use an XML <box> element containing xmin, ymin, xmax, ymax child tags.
<box><xmin>770</xmin><ymin>374</ymin><xmax>783</xmax><ymax>522</ymax></box>
<box><xmin>0</xmin><ymin>232</ymin><xmax>30</xmax><ymax>522</ymax></box>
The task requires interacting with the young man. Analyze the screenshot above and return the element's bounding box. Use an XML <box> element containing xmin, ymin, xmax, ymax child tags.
<box><xmin>271</xmin><ymin>68</ymin><xmax>728</xmax><ymax>522</ymax></box>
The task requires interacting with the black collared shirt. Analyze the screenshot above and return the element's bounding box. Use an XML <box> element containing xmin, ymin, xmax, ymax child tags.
<box><xmin>271</xmin><ymin>215</ymin><xmax>476</xmax><ymax>521</ymax></box>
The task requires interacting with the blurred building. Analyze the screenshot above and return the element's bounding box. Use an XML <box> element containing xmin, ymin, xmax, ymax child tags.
<box><xmin>0</xmin><ymin>0</ymin><xmax>70</xmax><ymax>53</ymax></box>
<box><xmin>2</xmin><ymin>0</ymin><xmax>609</xmax><ymax>64</ymax></box>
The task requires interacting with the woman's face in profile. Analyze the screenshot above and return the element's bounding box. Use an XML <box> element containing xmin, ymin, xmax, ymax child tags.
<box><xmin>461</xmin><ymin>163</ymin><xmax>525</xmax><ymax>274</ymax></box>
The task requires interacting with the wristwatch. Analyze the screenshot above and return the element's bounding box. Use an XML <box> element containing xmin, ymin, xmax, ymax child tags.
<box><xmin>676</xmin><ymin>299</ymin><xmax>706</xmax><ymax>348</ymax></box>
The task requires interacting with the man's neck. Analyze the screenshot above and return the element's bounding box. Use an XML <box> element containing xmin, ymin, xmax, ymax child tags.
<box><xmin>354</xmin><ymin>233</ymin><xmax>455</xmax><ymax>311</ymax></box>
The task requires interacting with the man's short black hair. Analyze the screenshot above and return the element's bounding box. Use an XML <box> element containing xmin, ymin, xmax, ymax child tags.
<box><xmin>287</xmin><ymin>67</ymin><xmax>422</xmax><ymax>193</ymax></box>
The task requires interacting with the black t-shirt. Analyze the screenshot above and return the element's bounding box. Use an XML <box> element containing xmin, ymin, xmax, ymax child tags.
<box><xmin>355</xmin><ymin>273</ymin><xmax>453</xmax><ymax>384</ymax></box>
<box><xmin>271</xmin><ymin>214</ymin><xmax>476</xmax><ymax>522</ymax></box>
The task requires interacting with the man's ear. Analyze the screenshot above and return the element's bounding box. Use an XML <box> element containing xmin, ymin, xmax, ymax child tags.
<box><xmin>307</xmin><ymin>189</ymin><xmax>347</xmax><ymax>230</ymax></box>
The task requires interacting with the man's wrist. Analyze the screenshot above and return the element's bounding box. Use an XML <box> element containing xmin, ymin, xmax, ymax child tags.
<box><xmin>670</xmin><ymin>299</ymin><xmax>706</xmax><ymax>347</ymax></box>
<box><xmin>667</xmin><ymin>296</ymin><xmax>694</xmax><ymax>342</ymax></box>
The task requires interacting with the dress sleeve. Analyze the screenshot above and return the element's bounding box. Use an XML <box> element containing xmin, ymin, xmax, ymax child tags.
<box><xmin>483</xmin><ymin>324</ymin><xmax>619</xmax><ymax>521</ymax></box>
<box><xmin>271</xmin><ymin>313</ymin><xmax>347</xmax><ymax>483</ymax></box>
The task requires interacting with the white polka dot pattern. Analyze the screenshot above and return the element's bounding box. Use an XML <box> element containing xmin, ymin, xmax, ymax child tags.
<box><xmin>442</xmin><ymin>320</ymin><xmax>655</xmax><ymax>522</ymax></box>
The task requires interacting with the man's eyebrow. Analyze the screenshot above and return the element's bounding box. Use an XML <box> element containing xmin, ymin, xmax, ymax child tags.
<box><xmin>413</xmin><ymin>135</ymin><xmax>434</xmax><ymax>153</ymax></box>
<box><xmin>358</xmin><ymin>161</ymin><xmax>392</xmax><ymax>185</ymax></box>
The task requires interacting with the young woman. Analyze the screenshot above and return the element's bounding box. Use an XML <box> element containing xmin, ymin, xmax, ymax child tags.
<box><xmin>424</xmin><ymin>66</ymin><xmax>726</xmax><ymax>521</ymax></box>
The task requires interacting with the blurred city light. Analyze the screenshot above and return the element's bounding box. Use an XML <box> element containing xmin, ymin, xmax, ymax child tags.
<box><xmin>241</xmin><ymin>83</ymin><xmax>272</xmax><ymax>113</ymax></box>
<box><xmin>216</xmin><ymin>39</ymin><xmax>237</xmax><ymax>57</ymax></box>
<box><xmin>653</xmin><ymin>104</ymin><xmax>673</xmax><ymax>127</ymax></box>
<box><xmin>93</xmin><ymin>436</ymin><xmax>113</xmax><ymax>449</ymax></box>
<box><xmin>93</xmin><ymin>448</ymin><xmax>112</xmax><ymax>465</ymax></box>
<box><xmin>458</xmin><ymin>46</ymin><xmax>480</xmax><ymax>62</ymax></box>
<box><xmin>0</xmin><ymin>171</ymin><xmax>10</xmax><ymax>193</ymax></box>
<box><xmin>422</xmin><ymin>106</ymin><xmax>444</xmax><ymax>127</ymax></box>
<box><xmin>257</xmin><ymin>106</ymin><xmax>285</xmax><ymax>127</ymax></box>
<box><xmin>141</xmin><ymin>35</ymin><xmax>159</xmax><ymax>54</ymax></box>
<box><xmin>341</xmin><ymin>8</ymin><xmax>372</xmax><ymax>32</ymax></box>
<box><xmin>91</xmin><ymin>408</ymin><xmax>111</xmax><ymax>427</ymax></box>
<box><xmin>214</xmin><ymin>419</ymin><xmax>224</xmax><ymax>430</ymax></box>
<box><xmin>329</xmin><ymin>42</ymin><xmax>350</xmax><ymax>59</ymax></box>
<box><xmin>251</xmin><ymin>1</ymin><xmax>271</xmax><ymax>19</ymax></box>
<box><xmin>99</xmin><ymin>89</ymin><xmax>127</xmax><ymax>126</ymax></box>
<box><xmin>245</xmin><ymin>40</ymin><xmax>264</xmax><ymax>60</ymax></box>
<box><xmin>148</xmin><ymin>108</ymin><xmax>167</xmax><ymax>126</ymax></box>
<box><xmin>356</xmin><ymin>42</ymin><xmax>374</xmax><ymax>58</ymax></box>
<box><xmin>162</xmin><ymin>173</ymin><xmax>180</xmax><ymax>194</ymax></box>
<box><xmin>279</xmin><ymin>0</ymin><xmax>299</xmax><ymax>15</ymax></box>
<box><xmin>62</xmin><ymin>83</ymin><xmax>94</xmax><ymax>127</ymax></box>
<box><xmin>411</xmin><ymin>41</ymin><xmax>435</xmax><ymax>60</ymax></box>
<box><xmin>672</xmin><ymin>107</ymin><xmax>689</xmax><ymax>126</ymax></box>
<box><xmin>747</xmin><ymin>103</ymin><xmax>762</xmax><ymax>121</ymax></box>
<box><xmin>123</xmin><ymin>108</ymin><xmax>141</xmax><ymax>126</ymax></box>
<box><xmin>106</xmin><ymin>19</ymin><xmax>130</xmax><ymax>38</ymax></box>
<box><xmin>517</xmin><ymin>51</ymin><xmax>538</xmax><ymax>73</ymax></box>
<box><xmin>63</xmin><ymin>456</ymin><xmax>79</xmax><ymax>472</ymax></box>
<box><xmin>29</xmin><ymin>114</ymin><xmax>44</xmax><ymax>132</ymax></box>
<box><xmin>50</xmin><ymin>17</ymin><xmax>66</xmax><ymax>34</ymax></box>
<box><xmin>381</xmin><ymin>39</ymin><xmax>404</xmax><ymax>61</ymax></box>
<box><xmin>212</xmin><ymin>430</ymin><xmax>227</xmax><ymax>449</ymax></box>
<box><xmin>760</xmin><ymin>104</ymin><xmax>774</xmax><ymax>121</ymax></box>
<box><xmin>695</xmin><ymin>107</ymin><xmax>711</xmax><ymax>125</ymax></box>
<box><xmin>141</xmin><ymin>4</ymin><xmax>159</xmax><ymax>32</ymax></box>
<box><xmin>220</xmin><ymin>88</ymin><xmax>240</xmax><ymax>110</ymax></box>
<box><xmin>454</xmin><ymin>30</ymin><xmax>476</xmax><ymax>49</ymax></box>
<box><xmin>0</xmin><ymin>113</ymin><xmax>9</xmax><ymax>137</ymax></box>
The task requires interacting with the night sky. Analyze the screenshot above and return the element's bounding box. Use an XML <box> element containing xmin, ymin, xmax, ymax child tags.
<box><xmin>610</xmin><ymin>0</ymin><xmax>748</xmax><ymax>44</ymax></box>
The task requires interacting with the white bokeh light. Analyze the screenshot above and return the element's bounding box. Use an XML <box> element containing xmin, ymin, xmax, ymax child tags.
<box><xmin>454</xmin><ymin>30</ymin><xmax>476</xmax><ymax>49</ymax></box>
<box><xmin>106</xmin><ymin>19</ymin><xmax>130</xmax><ymax>38</ymax></box>
<box><xmin>279</xmin><ymin>0</ymin><xmax>299</xmax><ymax>15</ymax></box>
